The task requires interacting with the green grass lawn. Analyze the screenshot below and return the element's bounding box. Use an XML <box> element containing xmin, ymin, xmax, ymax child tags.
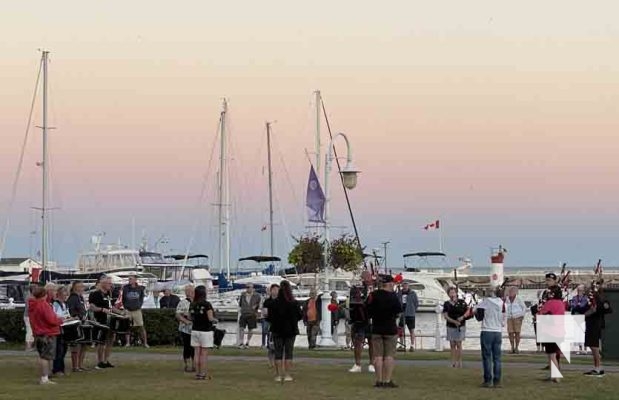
<box><xmin>2</xmin><ymin>341</ymin><xmax>614</xmax><ymax>366</ymax></box>
<box><xmin>1</xmin><ymin>355</ymin><xmax>617</xmax><ymax>400</ymax></box>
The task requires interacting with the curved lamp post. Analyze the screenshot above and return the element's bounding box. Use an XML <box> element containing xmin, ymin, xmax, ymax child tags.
<box><xmin>318</xmin><ymin>132</ymin><xmax>360</xmax><ymax>347</ymax></box>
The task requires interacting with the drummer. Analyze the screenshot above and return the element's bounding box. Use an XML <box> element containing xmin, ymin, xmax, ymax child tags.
<box><xmin>67</xmin><ymin>281</ymin><xmax>88</xmax><ymax>372</ymax></box>
<box><xmin>52</xmin><ymin>286</ymin><xmax>71</xmax><ymax>376</ymax></box>
<box><xmin>89</xmin><ymin>276</ymin><xmax>116</xmax><ymax>369</ymax></box>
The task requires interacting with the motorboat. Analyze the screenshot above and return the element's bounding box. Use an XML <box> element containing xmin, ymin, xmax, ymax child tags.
<box><xmin>399</xmin><ymin>252</ymin><xmax>474</xmax><ymax>311</ymax></box>
<box><xmin>208</xmin><ymin>256</ymin><xmax>287</xmax><ymax>320</ymax></box>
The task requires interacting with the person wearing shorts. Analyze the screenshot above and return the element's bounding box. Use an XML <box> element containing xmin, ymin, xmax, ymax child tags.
<box><xmin>348</xmin><ymin>285</ymin><xmax>374</xmax><ymax>373</ymax></box>
<box><xmin>67</xmin><ymin>281</ymin><xmax>88</xmax><ymax>372</ymax></box>
<box><xmin>267</xmin><ymin>280</ymin><xmax>303</xmax><ymax>383</ymax></box>
<box><xmin>189</xmin><ymin>285</ymin><xmax>217</xmax><ymax>380</ymax></box>
<box><xmin>505</xmin><ymin>287</ymin><xmax>526</xmax><ymax>354</ymax></box>
<box><xmin>237</xmin><ymin>284</ymin><xmax>261</xmax><ymax>348</ymax></box>
<box><xmin>89</xmin><ymin>276</ymin><xmax>118</xmax><ymax>369</ymax></box>
<box><xmin>366</xmin><ymin>276</ymin><xmax>401</xmax><ymax>388</ymax></box>
<box><xmin>583</xmin><ymin>292</ymin><xmax>611</xmax><ymax>377</ymax></box>
<box><xmin>28</xmin><ymin>286</ymin><xmax>63</xmax><ymax>385</ymax></box>
<box><xmin>397</xmin><ymin>282</ymin><xmax>419</xmax><ymax>352</ymax></box>
<box><xmin>122</xmin><ymin>275</ymin><xmax>149</xmax><ymax>348</ymax></box>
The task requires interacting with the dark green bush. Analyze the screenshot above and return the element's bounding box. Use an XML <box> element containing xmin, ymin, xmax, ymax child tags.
<box><xmin>142</xmin><ymin>309</ymin><xmax>180</xmax><ymax>346</ymax></box>
<box><xmin>0</xmin><ymin>309</ymin><xmax>180</xmax><ymax>346</ymax></box>
<box><xmin>0</xmin><ymin>309</ymin><xmax>24</xmax><ymax>343</ymax></box>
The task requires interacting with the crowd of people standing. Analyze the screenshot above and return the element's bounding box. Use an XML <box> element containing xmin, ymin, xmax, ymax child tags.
<box><xmin>23</xmin><ymin>270</ymin><xmax>612</xmax><ymax>388</ymax></box>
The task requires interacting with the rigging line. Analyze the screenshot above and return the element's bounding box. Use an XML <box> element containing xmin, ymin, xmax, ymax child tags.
<box><xmin>273</xmin><ymin>137</ymin><xmax>302</xmax><ymax>229</ymax></box>
<box><xmin>272</xmin><ymin>167</ymin><xmax>294</xmax><ymax>257</ymax></box>
<box><xmin>181</xmin><ymin>116</ymin><xmax>222</xmax><ymax>267</ymax></box>
<box><xmin>46</xmin><ymin>78</ymin><xmax>59</xmax><ymax>264</ymax></box>
<box><xmin>320</xmin><ymin>97</ymin><xmax>363</xmax><ymax>252</ymax></box>
<box><xmin>0</xmin><ymin>58</ymin><xmax>43</xmax><ymax>261</ymax></box>
<box><xmin>275</xmin><ymin>147</ymin><xmax>304</xmax><ymax>242</ymax></box>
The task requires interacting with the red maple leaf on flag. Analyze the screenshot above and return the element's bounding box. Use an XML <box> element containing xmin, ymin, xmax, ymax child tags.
<box><xmin>423</xmin><ymin>220</ymin><xmax>440</xmax><ymax>230</ymax></box>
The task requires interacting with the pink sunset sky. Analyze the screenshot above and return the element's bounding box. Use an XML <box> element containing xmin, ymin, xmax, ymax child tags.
<box><xmin>1</xmin><ymin>1</ymin><xmax>619</xmax><ymax>267</ymax></box>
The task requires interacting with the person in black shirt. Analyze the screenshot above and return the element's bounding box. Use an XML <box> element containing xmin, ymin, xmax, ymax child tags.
<box><xmin>347</xmin><ymin>285</ymin><xmax>374</xmax><ymax>373</ymax></box>
<box><xmin>67</xmin><ymin>281</ymin><xmax>88</xmax><ymax>372</ymax></box>
<box><xmin>366</xmin><ymin>276</ymin><xmax>401</xmax><ymax>388</ymax></box>
<box><xmin>443</xmin><ymin>287</ymin><xmax>469</xmax><ymax>368</ymax></box>
<box><xmin>89</xmin><ymin>276</ymin><xmax>116</xmax><ymax>369</ymax></box>
<box><xmin>267</xmin><ymin>280</ymin><xmax>303</xmax><ymax>383</ymax></box>
<box><xmin>160</xmin><ymin>289</ymin><xmax>181</xmax><ymax>309</ymax></box>
<box><xmin>189</xmin><ymin>285</ymin><xmax>217</xmax><ymax>380</ymax></box>
<box><xmin>262</xmin><ymin>284</ymin><xmax>279</xmax><ymax>369</ymax></box>
<box><xmin>583</xmin><ymin>292</ymin><xmax>612</xmax><ymax>377</ymax></box>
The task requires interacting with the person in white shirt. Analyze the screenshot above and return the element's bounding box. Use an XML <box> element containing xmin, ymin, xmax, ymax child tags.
<box><xmin>505</xmin><ymin>287</ymin><xmax>527</xmax><ymax>354</ymax></box>
<box><xmin>475</xmin><ymin>287</ymin><xmax>505</xmax><ymax>388</ymax></box>
<box><xmin>52</xmin><ymin>286</ymin><xmax>71</xmax><ymax>376</ymax></box>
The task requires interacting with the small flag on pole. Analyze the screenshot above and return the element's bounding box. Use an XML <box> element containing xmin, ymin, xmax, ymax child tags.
<box><xmin>306</xmin><ymin>165</ymin><xmax>326</xmax><ymax>223</ymax></box>
<box><xmin>424</xmin><ymin>220</ymin><xmax>440</xmax><ymax>230</ymax></box>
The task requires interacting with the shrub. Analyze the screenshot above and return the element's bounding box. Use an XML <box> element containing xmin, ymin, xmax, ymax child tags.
<box><xmin>142</xmin><ymin>309</ymin><xmax>179</xmax><ymax>346</ymax></box>
<box><xmin>0</xmin><ymin>308</ymin><xmax>180</xmax><ymax>345</ymax></box>
<box><xmin>0</xmin><ymin>309</ymin><xmax>24</xmax><ymax>343</ymax></box>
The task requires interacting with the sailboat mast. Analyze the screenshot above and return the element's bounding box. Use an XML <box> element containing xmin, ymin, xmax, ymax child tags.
<box><xmin>41</xmin><ymin>50</ymin><xmax>49</xmax><ymax>272</ymax></box>
<box><xmin>314</xmin><ymin>90</ymin><xmax>321</xmax><ymax>175</ymax></box>
<box><xmin>266</xmin><ymin>122</ymin><xmax>275</xmax><ymax>256</ymax></box>
<box><xmin>218</xmin><ymin>99</ymin><xmax>230</xmax><ymax>278</ymax></box>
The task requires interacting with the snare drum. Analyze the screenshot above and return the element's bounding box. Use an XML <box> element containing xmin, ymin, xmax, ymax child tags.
<box><xmin>108</xmin><ymin>312</ymin><xmax>132</xmax><ymax>334</ymax></box>
<box><xmin>77</xmin><ymin>322</ymin><xmax>93</xmax><ymax>345</ymax></box>
<box><xmin>61</xmin><ymin>320</ymin><xmax>84</xmax><ymax>344</ymax></box>
<box><xmin>88</xmin><ymin>321</ymin><xmax>111</xmax><ymax>344</ymax></box>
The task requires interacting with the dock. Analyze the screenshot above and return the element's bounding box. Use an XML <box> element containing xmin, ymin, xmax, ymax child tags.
<box><xmin>454</xmin><ymin>270</ymin><xmax>619</xmax><ymax>291</ymax></box>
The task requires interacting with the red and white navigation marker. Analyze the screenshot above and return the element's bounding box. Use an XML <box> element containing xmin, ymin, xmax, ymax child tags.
<box><xmin>490</xmin><ymin>246</ymin><xmax>507</xmax><ymax>288</ymax></box>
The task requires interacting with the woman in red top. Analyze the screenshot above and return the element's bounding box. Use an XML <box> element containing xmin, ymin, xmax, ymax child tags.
<box><xmin>28</xmin><ymin>286</ymin><xmax>64</xmax><ymax>385</ymax></box>
<box><xmin>539</xmin><ymin>286</ymin><xmax>565</xmax><ymax>383</ymax></box>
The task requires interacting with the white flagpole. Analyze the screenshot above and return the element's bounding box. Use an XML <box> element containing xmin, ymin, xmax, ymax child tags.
<box><xmin>438</xmin><ymin>219</ymin><xmax>443</xmax><ymax>253</ymax></box>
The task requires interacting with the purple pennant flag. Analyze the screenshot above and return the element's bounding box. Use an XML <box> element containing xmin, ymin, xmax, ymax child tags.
<box><xmin>306</xmin><ymin>165</ymin><xmax>325</xmax><ymax>223</ymax></box>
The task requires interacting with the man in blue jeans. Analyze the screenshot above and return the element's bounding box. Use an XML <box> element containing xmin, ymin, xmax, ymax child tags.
<box><xmin>475</xmin><ymin>288</ymin><xmax>505</xmax><ymax>388</ymax></box>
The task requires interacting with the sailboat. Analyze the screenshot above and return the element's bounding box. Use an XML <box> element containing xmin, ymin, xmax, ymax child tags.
<box><xmin>227</xmin><ymin>121</ymin><xmax>285</xmax><ymax>289</ymax></box>
<box><xmin>0</xmin><ymin>51</ymin><xmax>55</xmax><ymax>285</ymax></box>
<box><xmin>209</xmin><ymin>119</ymin><xmax>300</xmax><ymax>318</ymax></box>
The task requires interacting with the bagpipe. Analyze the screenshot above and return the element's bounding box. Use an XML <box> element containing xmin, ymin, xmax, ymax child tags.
<box><xmin>453</xmin><ymin>269</ymin><xmax>478</xmax><ymax>322</ymax></box>
<box><xmin>558</xmin><ymin>263</ymin><xmax>572</xmax><ymax>296</ymax></box>
<box><xmin>587</xmin><ymin>259</ymin><xmax>604</xmax><ymax>309</ymax></box>
<box><xmin>538</xmin><ymin>263</ymin><xmax>571</xmax><ymax>310</ymax></box>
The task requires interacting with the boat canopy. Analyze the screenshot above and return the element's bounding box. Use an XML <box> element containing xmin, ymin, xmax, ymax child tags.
<box><xmin>238</xmin><ymin>256</ymin><xmax>281</xmax><ymax>263</ymax></box>
<box><xmin>166</xmin><ymin>254</ymin><xmax>209</xmax><ymax>260</ymax></box>
<box><xmin>139</xmin><ymin>251</ymin><xmax>163</xmax><ymax>258</ymax></box>
<box><xmin>403</xmin><ymin>252</ymin><xmax>447</xmax><ymax>258</ymax></box>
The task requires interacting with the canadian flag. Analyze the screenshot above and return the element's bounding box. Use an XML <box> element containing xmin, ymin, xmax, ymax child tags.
<box><xmin>424</xmin><ymin>220</ymin><xmax>440</xmax><ymax>230</ymax></box>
